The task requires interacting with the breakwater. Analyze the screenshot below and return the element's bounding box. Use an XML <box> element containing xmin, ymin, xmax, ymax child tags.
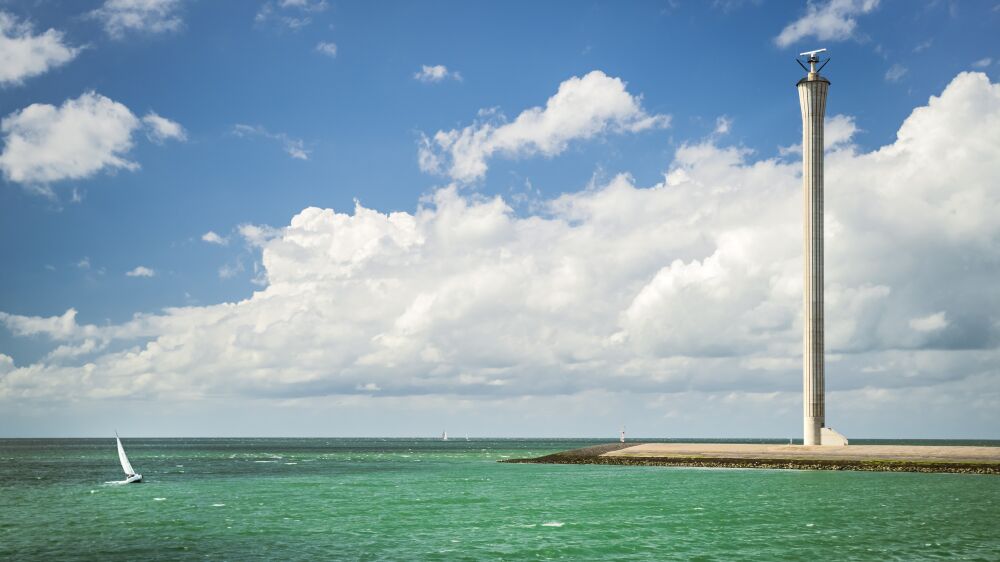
<box><xmin>501</xmin><ymin>443</ymin><xmax>1000</xmax><ymax>474</ymax></box>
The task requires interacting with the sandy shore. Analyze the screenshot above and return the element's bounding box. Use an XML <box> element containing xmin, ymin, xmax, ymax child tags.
<box><xmin>501</xmin><ymin>443</ymin><xmax>1000</xmax><ymax>474</ymax></box>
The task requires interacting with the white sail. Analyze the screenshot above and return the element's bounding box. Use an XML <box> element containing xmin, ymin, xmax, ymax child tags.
<box><xmin>116</xmin><ymin>435</ymin><xmax>135</xmax><ymax>476</ymax></box>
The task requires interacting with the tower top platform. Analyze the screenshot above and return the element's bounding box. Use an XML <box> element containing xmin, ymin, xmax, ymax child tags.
<box><xmin>796</xmin><ymin>48</ymin><xmax>831</xmax><ymax>84</ymax></box>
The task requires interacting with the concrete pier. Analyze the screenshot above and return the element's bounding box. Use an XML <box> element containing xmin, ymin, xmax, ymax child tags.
<box><xmin>604</xmin><ymin>443</ymin><xmax>1000</xmax><ymax>463</ymax></box>
<box><xmin>798</xmin><ymin>56</ymin><xmax>831</xmax><ymax>446</ymax></box>
<box><xmin>502</xmin><ymin>443</ymin><xmax>1000</xmax><ymax>474</ymax></box>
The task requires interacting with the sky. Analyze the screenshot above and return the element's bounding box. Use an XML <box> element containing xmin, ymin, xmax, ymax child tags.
<box><xmin>1</xmin><ymin>0</ymin><xmax>998</xmax><ymax>438</ymax></box>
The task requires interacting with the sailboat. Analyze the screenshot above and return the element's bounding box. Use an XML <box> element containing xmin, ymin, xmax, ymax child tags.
<box><xmin>115</xmin><ymin>432</ymin><xmax>142</xmax><ymax>484</ymax></box>
<box><xmin>441</xmin><ymin>430</ymin><xmax>448</xmax><ymax>441</ymax></box>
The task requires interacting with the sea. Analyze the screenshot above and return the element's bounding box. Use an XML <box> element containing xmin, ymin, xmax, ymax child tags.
<box><xmin>1</xmin><ymin>438</ymin><xmax>998</xmax><ymax>560</ymax></box>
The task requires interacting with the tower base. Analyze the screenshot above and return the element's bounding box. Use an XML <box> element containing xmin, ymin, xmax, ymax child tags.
<box><xmin>804</xmin><ymin>416</ymin><xmax>821</xmax><ymax>446</ymax></box>
<box><xmin>820</xmin><ymin>427</ymin><xmax>848</xmax><ymax>446</ymax></box>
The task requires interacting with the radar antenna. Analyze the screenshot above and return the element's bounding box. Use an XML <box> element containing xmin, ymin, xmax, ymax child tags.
<box><xmin>798</xmin><ymin>48</ymin><xmax>827</xmax><ymax>58</ymax></box>
<box><xmin>797</xmin><ymin>48</ymin><xmax>830</xmax><ymax>76</ymax></box>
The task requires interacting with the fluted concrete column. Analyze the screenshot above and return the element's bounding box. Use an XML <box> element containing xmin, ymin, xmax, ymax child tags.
<box><xmin>798</xmin><ymin>71</ymin><xmax>829</xmax><ymax>446</ymax></box>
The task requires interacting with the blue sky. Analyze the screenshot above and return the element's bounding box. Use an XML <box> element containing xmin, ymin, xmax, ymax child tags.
<box><xmin>1</xmin><ymin>0</ymin><xmax>998</xmax><ymax>437</ymax></box>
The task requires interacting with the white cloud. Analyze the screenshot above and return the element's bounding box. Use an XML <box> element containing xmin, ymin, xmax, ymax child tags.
<box><xmin>972</xmin><ymin>57</ymin><xmax>992</xmax><ymax>69</ymax></box>
<box><xmin>218</xmin><ymin>261</ymin><xmax>245</xmax><ymax>279</ymax></box>
<box><xmin>202</xmin><ymin>231</ymin><xmax>228</xmax><ymax>245</ymax></box>
<box><xmin>285</xmin><ymin>143</ymin><xmax>308</xmax><ymax>160</ymax></box>
<box><xmin>1</xmin><ymin>72</ymin><xmax>998</xmax><ymax>437</ymax></box>
<box><xmin>90</xmin><ymin>0</ymin><xmax>183</xmax><ymax>39</ymax></box>
<box><xmin>774</xmin><ymin>0</ymin><xmax>880</xmax><ymax>48</ymax></box>
<box><xmin>0</xmin><ymin>92</ymin><xmax>139</xmax><ymax>185</ymax></box>
<box><xmin>912</xmin><ymin>39</ymin><xmax>933</xmax><ymax>53</ymax></box>
<box><xmin>0</xmin><ymin>92</ymin><xmax>181</xmax><ymax>190</ymax></box>
<box><xmin>233</xmin><ymin>124</ymin><xmax>310</xmax><ymax>160</ymax></box>
<box><xmin>0</xmin><ymin>11</ymin><xmax>80</xmax><ymax>86</ymax></box>
<box><xmin>781</xmin><ymin>113</ymin><xmax>859</xmax><ymax>156</ymax></box>
<box><xmin>0</xmin><ymin>308</ymin><xmax>97</xmax><ymax>339</ymax></box>
<box><xmin>126</xmin><ymin>266</ymin><xmax>155</xmax><ymax>277</ymax></box>
<box><xmin>413</xmin><ymin>64</ymin><xmax>461</xmax><ymax>83</ymax></box>
<box><xmin>825</xmin><ymin>113</ymin><xmax>859</xmax><ymax>147</ymax></box>
<box><xmin>256</xmin><ymin>0</ymin><xmax>327</xmax><ymax>30</ymax></box>
<box><xmin>885</xmin><ymin>63</ymin><xmax>908</xmax><ymax>83</ymax></box>
<box><xmin>315</xmin><ymin>41</ymin><xmax>337</xmax><ymax>58</ymax></box>
<box><xmin>713</xmin><ymin>115</ymin><xmax>732</xmax><ymax>135</ymax></box>
<box><xmin>279</xmin><ymin>0</ymin><xmax>328</xmax><ymax>10</ymax></box>
<box><xmin>237</xmin><ymin>223</ymin><xmax>280</xmax><ymax>247</ymax></box>
<box><xmin>46</xmin><ymin>339</ymin><xmax>107</xmax><ymax>362</ymax></box>
<box><xmin>419</xmin><ymin>70</ymin><xmax>669</xmax><ymax>182</ymax></box>
<box><xmin>142</xmin><ymin>112</ymin><xmax>186</xmax><ymax>143</ymax></box>
<box><xmin>910</xmin><ymin>312</ymin><xmax>948</xmax><ymax>333</ymax></box>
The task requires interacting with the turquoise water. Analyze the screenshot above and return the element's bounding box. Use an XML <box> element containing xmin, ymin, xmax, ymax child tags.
<box><xmin>2</xmin><ymin>438</ymin><xmax>998</xmax><ymax>560</ymax></box>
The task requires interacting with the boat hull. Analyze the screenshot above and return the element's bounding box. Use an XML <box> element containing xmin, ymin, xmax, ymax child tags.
<box><xmin>124</xmin><ymin>473</ymin><xmax>143</xmax><ymax>484</ymax></box>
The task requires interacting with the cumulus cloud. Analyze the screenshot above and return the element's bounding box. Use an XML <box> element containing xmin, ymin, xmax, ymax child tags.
<box><xmin>237</xmin><ymin>223</ymin><xmax>280</xmax><ymax>247</ymax></box>
<box><xmin>233</xmin><ymin>124</ymin><xmax>310</xmax><ymax>160</ymax></box>
<box><xmin>774</xmin><ymin>0</ymin><xmax>879</xmax><ymax>48</ymax></box>
<box><xmin>780</xmin><ymin>113</ymin><xmax>859</xmax><ymax>155</ymax></box>
<box><xmin>1</xmin><ymin>73</ymin><xmax>997</xmax><ymax>421</ymax></box>
<box><xmin>45</xmin><ymin>339</ymin><xmax>107</xmax><ymax>362</ymax></box>
<box><xmin>126</xmin><ymin>266</ymin><xmax>155</xmax><ymax>277</ymax></box>
<box><xmin>0</xmin><ymin>308</ymin><xmax>97</xmax><ymax>340</ymax></box>
<box><xmin>315</xmin><ymin>41</ymin><xmax>337</xmax><ymax>58</ymax></box>
<box><xmin>202</xmin><ymin>231</ymin><xmax>228</xmax><ymax>245</ymax></box>
<box><xmin>414</xmin><ymin>64</ymin><xmax>461</xmax><ymax>83</ymax></box>
<box><xmin>90</xmin><ymin>0</ymin><xmax>183</xmax><ymax>39</ymax></box>
<box><xmin>910</xmin><ymin>312</ymin><xmax>948</xmax><ymax>333</ymax></box>
<box><xmin>0</xmin><ymin>92</ymin><xmax>181</xmax><ymax>191</ymax></box>
<box><xmin>825</xmin><ymin>114</ymin><xmax>859</xmax><ymax>147</ymax></box>
<box><xmin>0</xmin><ymin>11</ymin><xmax>80</xmax><ymax>86</ymax></box>
<box><xmin>0</xmin><ymin>92</ymin><xmax>139</xmax><ymax>185</ymax></box>
<box><xmin>419</xmin><ymin>70</ymin><xmax>669</xmax><ymax>182</ymax></box>
<box><xmin>142</xmin><ymin>112</ymin><xmax>186</xmax><ymax>143</ymax></box>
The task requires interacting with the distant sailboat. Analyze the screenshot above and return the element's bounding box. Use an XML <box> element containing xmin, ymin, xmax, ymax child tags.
<box><xmin>441</xmin><ymin>430</ymin><xmax>448</xmax><ymax>441</ymax></box>
<box><xmin>620</xmin><ymin>426</ymin><xmax>626</xmax><ymax>443</ymax></box>
<box><xmin>115</xmin><ymin>432</ymin><xmax>142</xmax><ymax>484</ymax></box>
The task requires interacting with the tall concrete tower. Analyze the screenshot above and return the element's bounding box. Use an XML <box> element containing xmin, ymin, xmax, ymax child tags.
<box><xmin>796</xmin><ymin>50</ymin><xmax>845</xmax><ymax>447</ymax></box>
